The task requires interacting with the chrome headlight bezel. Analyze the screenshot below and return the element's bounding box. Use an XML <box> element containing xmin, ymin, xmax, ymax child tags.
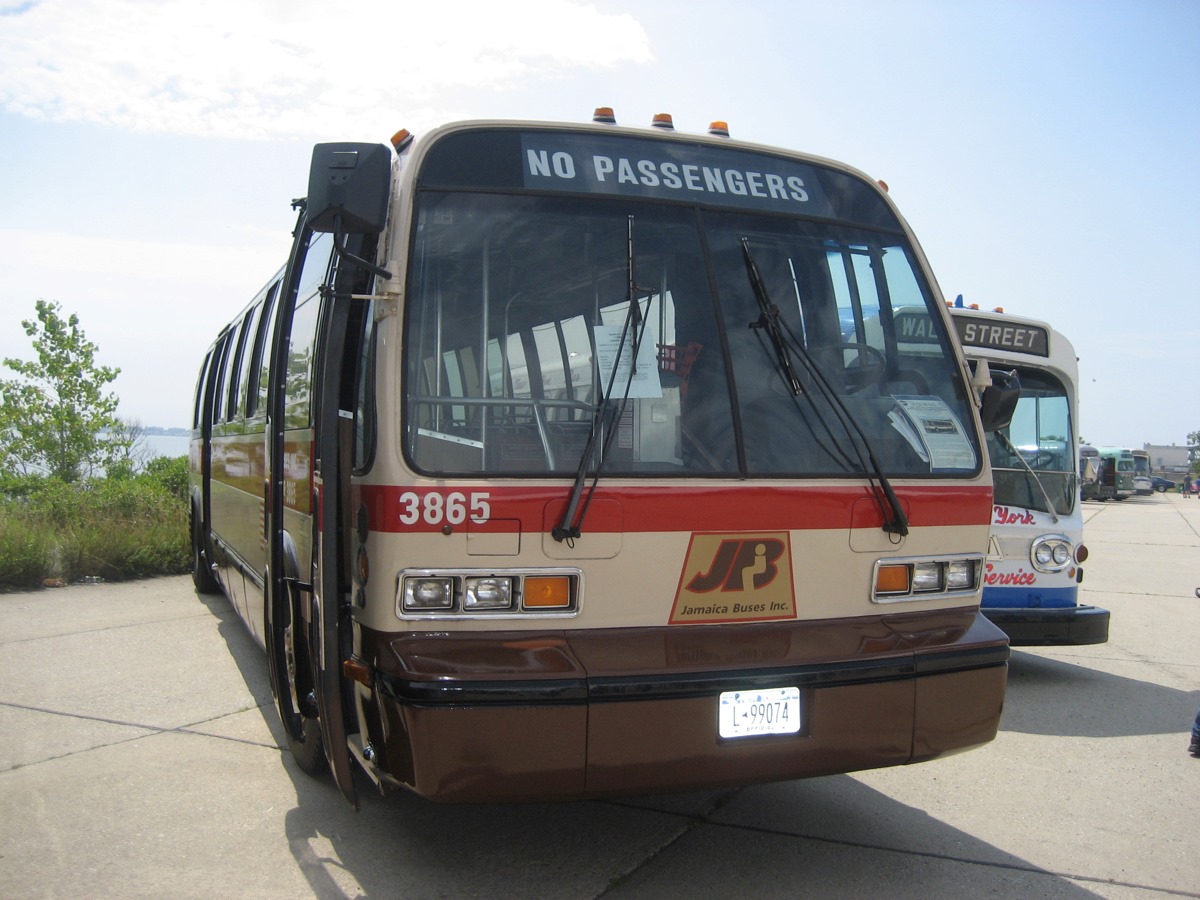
<box><xmin>1030</xmin><ymin>534</ymin><xmax>1074</xmax><ymax>574</ymax></box>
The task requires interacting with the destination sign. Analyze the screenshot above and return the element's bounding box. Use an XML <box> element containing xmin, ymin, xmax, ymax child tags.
<box><xmin>953</xmin><ymin>316</ymin><xmax>1049</xmax><ymax>357</ymax></box>
<box><xmin>520</xmin><ymin>134</ymin><xmax>837</xmax><ymax>216</ymax></box>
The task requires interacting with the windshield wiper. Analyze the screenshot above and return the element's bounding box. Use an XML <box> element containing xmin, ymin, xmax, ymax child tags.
<box><xmin>742</xmin><ymin>238</ymin><xmax>804</xmax><ymax>396</ymax></box>
<box><xmin>740</xmin><ymin>239</ymin><xmax>909</xmax><ymax>537</ymax></box>
<box><xmin>994</xmin><ymin>432</ymin><xmax>1061</xmax><ymax>523</ymax></box>
<box><xmin>553</xmin><ymin>216</ymin><xmax>650</xmax><ymax>543</ymax></box>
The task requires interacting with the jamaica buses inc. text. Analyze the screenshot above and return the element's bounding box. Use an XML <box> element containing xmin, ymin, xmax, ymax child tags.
<box><xmin>525</xmin><ymin>150</ymin><xmax>812</xmax><ymax>203</ymax></box>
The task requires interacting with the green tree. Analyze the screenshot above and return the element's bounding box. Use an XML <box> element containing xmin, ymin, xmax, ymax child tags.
<box><xmin>0</xmin><ymin>300</ymin><xmax>128</xmax><ymax>482</ymax></box>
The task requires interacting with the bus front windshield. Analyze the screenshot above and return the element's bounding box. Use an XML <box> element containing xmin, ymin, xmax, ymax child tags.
<box><xmin>405</xmin><ymin>191</ymin><xmax>979</xmax><ymax>478</ymax></box>
<box><xmin>987</xmin><ymin>369</ymin><xmax>1075</xmax><ymax>515</ymax></box>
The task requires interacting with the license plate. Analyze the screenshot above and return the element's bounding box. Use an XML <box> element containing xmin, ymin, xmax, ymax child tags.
<box><xmin>718</xmin><ymin>687</ymin><xmax>801</xmax><ymax>739</ymax></box>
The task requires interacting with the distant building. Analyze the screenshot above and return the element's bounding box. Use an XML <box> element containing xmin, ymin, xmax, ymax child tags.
<box><xmin>1143</xmin><ymin>443</ymin><xmax>1193</xmax><ymax>474</ymax></box>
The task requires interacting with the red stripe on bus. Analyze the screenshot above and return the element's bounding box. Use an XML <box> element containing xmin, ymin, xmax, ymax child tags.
<box><xmin>357</xmin><ymin>484</ymin><xmax>992</xmax><ymax>534</ymax></box>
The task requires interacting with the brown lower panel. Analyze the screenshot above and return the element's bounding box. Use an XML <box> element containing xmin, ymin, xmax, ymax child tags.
<box><xmin>584</xmin><ymin>680</ymin><xmax>914</xmax><ymax>796</ymax></box>
<box><xmin>394</xmin><ymin>703</ymin><xmax>588</xmax><ymax>803</ymax></box>
<box><xmin>911</xmin><ymin>663</ymin><xmax>1008</xmax><ymax>762</ymax></box>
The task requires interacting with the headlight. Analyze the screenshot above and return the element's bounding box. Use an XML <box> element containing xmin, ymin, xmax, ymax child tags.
<box><xmin>464</xmin><ymin>576</ymin><xmax>514</xmax><ymax>610</ymax></box>
<box><xmin>403</xmin><ymin>576</ymin><xmax>454</xmax><ymax>610</ymax></box>
<box><xmin>1030</xmin><ymin>535</ymin><xmax>1073</xmax><ymax>573</ymax></box>
<box><xmin>873</xmin><ymin>555</ymin><xmax>981</xmax><ymax>603</ymax></box>
<box><xmin>397</xmin><ymin>569</ymin><xmax>580</xmax><ymax>618</ymax></box>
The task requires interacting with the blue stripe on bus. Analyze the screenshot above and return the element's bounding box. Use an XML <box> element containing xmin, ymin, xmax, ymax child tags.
<box><xmin>981</xmin><ymin>585</ymin><xmax>1079</xmax><ymax>609</ymax></box>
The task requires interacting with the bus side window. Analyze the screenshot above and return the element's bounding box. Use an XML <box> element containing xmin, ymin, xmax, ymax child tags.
<box><xmin>216</xmin><ymin>318</ymin><xmax>246</xmax><ymax>427</ymax></box>
<box><xmin>283</xmin><ymin>233</ymin><xmax>334</xmax><ymax>429</ymax></box>
<box><xmin>210</xmin><ymin>332</ymin><xmax>233</xmax><ymax>428</ymax></box>
<box><xmin>194</xmin><ymin>349</ymin><xmax>215</xmax><ymax>431</ymax></box>
<box><xmin>225</xmin><ymin>309</ymin><xmax>255</xmax><ymax>425</ymax></box>
<box><xmin>246</xmin><ymin>281</ymin><xmax>280</xmax><ymax>421</ymax></box>
<box><xmin>284</xmin><ymin>297</ymin><xmax>321</xmax><ymax>428</ymax></box>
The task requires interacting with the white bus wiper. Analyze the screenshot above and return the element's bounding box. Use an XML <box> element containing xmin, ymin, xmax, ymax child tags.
<box><xmin>741</xmin><ymin>239</ymin><xmax>909</xmax><ymax>537</ymax></box>
<box><xmin>552</xmin><ymin>216</ymin><xmax>650</xmax><ymax>543</ymax></box>
<box><xmin>994</xmin><ymin>431</ymin><xmax>1061</xmax><ymax>523</ymax></box>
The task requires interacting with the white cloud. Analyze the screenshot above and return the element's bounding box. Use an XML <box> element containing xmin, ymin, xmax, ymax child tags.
<box><xmin>0</xmin><ymin>0</ymin><xmax>652</xmax><ymax>139</ymax></box>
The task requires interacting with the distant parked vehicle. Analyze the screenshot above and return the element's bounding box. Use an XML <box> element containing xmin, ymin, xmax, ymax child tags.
<box><xmin>1151</xmin><ymin>476</ymin><xmax>1177</xmax><ymax>493</ymax></box>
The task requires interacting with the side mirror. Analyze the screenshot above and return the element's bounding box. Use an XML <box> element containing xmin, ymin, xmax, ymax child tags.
<box><xmin>979</xmin><ymin>367</ymin><xmax>1020</xmax><ymax>432</ymax></box>
<box><xmin>305</xmin><ymin>142</ymin><xmax>391</xmax><ymax>235</ymax></box>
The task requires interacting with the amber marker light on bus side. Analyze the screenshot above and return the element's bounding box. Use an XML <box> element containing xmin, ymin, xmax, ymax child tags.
<box><xmin>524</xmin><ymin>575</ymin><xmax>571</xmax><ymax>608</ymax></box>
<box><xmin>875</xmin><ymin>563</ymin><xmax>911</xmax><ymax>595</ymax></box>
<box><xmin>344</xmin><ymin>657</ymin><xmax>373</xmax><ymax>687</ymax></box>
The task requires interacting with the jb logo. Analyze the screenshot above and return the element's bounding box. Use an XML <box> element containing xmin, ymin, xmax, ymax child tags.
<box><xmin>686</xmin><ymin>539</ymin><xmax>785</xmax><ymax>593</ymax></box>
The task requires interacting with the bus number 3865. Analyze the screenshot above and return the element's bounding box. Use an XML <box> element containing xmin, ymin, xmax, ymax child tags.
<box><xmin>397</xmin><ymin>491</ymin><xmax>492</xmax><ymax>527</ymax></box>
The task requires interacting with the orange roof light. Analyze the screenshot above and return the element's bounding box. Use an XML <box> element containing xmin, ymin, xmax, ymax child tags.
<box><xmin>650</xmin><ymin>113</ymin><xmax>674</xmax><ymax>130</ymax></box>
<box><xmin>876</xmin><ymin>179</ymin><xmax>889</xmax><ymax>193</ymax></box>
<box><xmin>593</xmin><ymin>106</ymin><xmax>617</xmax><ymax>124</ymax></box>
<box><xmin>391</xmin><ymin>128</ymin><xmax>413</xmax><ymax>152</ymax></box>
<box><xmin>708</xmin><ymin>120</ymin><xmax>730</xmax><ymax>137</ymax></box>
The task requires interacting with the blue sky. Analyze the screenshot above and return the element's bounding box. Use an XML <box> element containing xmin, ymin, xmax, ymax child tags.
<box><xmin>1</xmin><ymin>0</ymin><xmax>1196</xmax><ymax>449</ymax></box>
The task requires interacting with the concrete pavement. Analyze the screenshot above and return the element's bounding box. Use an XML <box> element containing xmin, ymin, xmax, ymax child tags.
<box><xmin>1</xmin><ymin>493</ymin><xmax>1198</xmax><ymax>898</ymax></box>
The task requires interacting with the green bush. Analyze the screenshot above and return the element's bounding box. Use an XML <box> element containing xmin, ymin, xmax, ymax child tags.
<box><xmin>0</xmin><ymin>458</ymin><xmax>190</xmax><ymax>591</ymax></box>
<box><xmin>0</xmin><ymin>510</ymin><xmax>54</xmax><ymax>591</ymax></box>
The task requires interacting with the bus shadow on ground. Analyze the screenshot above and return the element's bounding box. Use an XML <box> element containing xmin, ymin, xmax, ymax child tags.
<box><xmin>1002</xmin><ymin>650</ymin><xmax>1197</xmax><ymax>739</ymax></box>
<box><xmin>276</xmin><ymin>769</ymin><xmax>1105</xmax><ymax>899</ymax></box>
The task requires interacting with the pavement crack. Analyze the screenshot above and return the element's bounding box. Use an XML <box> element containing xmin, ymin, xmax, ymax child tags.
<box><xmin>0</xmin><ymin>698</ymin><xmax>279</xmax><ymax>772</ymax></box>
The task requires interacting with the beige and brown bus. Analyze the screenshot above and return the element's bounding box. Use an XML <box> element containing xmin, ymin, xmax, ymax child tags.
<box><xmin>190</xmin><ymin>110</ymin><xmax>1013</xmax><ymax>807</ymax></box>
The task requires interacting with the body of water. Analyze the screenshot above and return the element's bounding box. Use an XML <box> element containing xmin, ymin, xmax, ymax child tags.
<box><xmin>145</xmin><ymin>433</ymin><xmax>191</xmax><ymax>459</ymax></box>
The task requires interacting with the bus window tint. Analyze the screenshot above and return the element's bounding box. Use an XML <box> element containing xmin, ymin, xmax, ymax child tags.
<box><xmin>284</xmin><ymin>296</ymin><xmax>320</xmax><ymax>429</ymax></box>
<box><xmin>283</xmin><ymin>234</ymin><xmax>334</xmax><ymax>429</ymax></box>
<box><xmin>706</xmin><ymin>214</ymin><xmax>970</xmax><ymax>476</ymax></box>
<box><xmin>987</xmin><ymin>369</ymin><xmax>1074</xmax><ymax>515</ymax></box>
<box><xmin>245</xmin><ymin>281</ymin><xmax>279</xmax><ymax>420</ymax></box>
<box><xmin>210</xmin><ymin>333</ymin><xmax>233</xmax><ymax>426</ymax></box>
<box><xmin>405</xmin><ymin>194</ymin><xmax>733</xmax><ymax>475</ymax></box>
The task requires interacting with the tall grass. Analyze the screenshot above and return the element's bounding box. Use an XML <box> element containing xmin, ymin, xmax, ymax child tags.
<box><xmin>0</xmin><ymin>456</ymin><xmax>190</xmax><ymax>591</ymax></box>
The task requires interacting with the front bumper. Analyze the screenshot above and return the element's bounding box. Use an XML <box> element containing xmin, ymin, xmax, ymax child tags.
<box><xmin>982</xmin><ymin>604</ymin><xmax>1110</xmax><ymax>646</ymax></box>
<box><xmin>360</xmin><ymin>609</ymin><xmax>1010</xmax><ymax>802</ymax></box>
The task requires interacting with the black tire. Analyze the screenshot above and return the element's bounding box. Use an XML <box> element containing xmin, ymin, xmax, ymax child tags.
<box><xmin>190</xmin><ymin>509</ymin><xmax>220</xmax><ymax>594</ymax></box>
<box><xmin>266</xmin><ymin>575</ymin><xmax>327</xmax><ymax>775</ymax></box>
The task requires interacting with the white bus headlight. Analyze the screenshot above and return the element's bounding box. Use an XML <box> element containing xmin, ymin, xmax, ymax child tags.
<box><xmin>1031</xmin><ymin>535</ymin><xmax>1073</xmax><ymax>573</ymax></box>
<box><xmin>872</xmin><ymin>554</ymin><xmax>983</xmax><ymax>603</ymax></box>
<box><xmin>912</xmin><ymin>561</ymin><xmax>944</xmax><ymax>593</ymax></box>
<box><xmin>403</xmin><ymin>576</ymin><xmax>455</xmax><ymax>610</ymax></box>
<box><xmin>945</xmin><ymin>558</ymin><xmax>978</xmax><ymax>591</ymax></box>
<box><xmin>464</xmin><ymin>576</ymin><xmax>514</xmax><ymax>610</ymax></box>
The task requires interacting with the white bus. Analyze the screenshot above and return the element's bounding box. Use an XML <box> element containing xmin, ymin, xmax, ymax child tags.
<box><xmin>949</xmin><ymin>302</ymin><xmax>1109</xmax><ymax>645</ymax></box>
<box><xmin>191</xmin><ymin>110</ymin><xmax>1013</xmax><ymax>806</ymax></box>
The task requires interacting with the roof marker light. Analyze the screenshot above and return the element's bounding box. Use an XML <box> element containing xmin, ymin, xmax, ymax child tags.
<box><xmin>593</xmin><ymin>107</ymin><xmax>617</xmax><ymax>124</ymax></box>
<box><xmin>391</xmin><ymin>129</ymin><xmax>413</xmax><ymax>152</ymax></box>
<box><xmin>876</xmin><ymin>179</ymin><xmax>889</xmax><ymax>193</ymax></box>
<box><xmin>708</xmin><ymin>120</ymin><xmax>730</xmax><ymax>137</ymax></box>
<box><xmin>651</xmin><ymin>113</ymin><xmax>674</xmax><ymax>130</ymax></box>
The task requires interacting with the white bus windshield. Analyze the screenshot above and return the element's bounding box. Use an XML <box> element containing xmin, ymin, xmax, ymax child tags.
<box><xmin>405</xmin><ymin>192</ymin><xmax>977</xmax><ymax>478</ymax></box>
<box><xmin>986</xmin><ymin>368</ymin><xmax>1075</xmax><ymax>515</ymax></box>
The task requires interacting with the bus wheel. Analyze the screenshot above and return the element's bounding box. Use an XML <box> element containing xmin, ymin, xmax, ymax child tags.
<box><xmin>266</xmin><ymin>576</ymin><xmax>327</xmax><ymax>775</ymax></box>
<box><xmin>190</xmin><ymin>508</ymin><xmax>219</xmax><ymax>594</ymax></box>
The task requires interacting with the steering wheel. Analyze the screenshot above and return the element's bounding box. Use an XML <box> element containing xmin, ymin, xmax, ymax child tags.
<box><xmin>841</xmin><ymin>343</ymin><xmax>887</xmax><ymax>392</ymax></box>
